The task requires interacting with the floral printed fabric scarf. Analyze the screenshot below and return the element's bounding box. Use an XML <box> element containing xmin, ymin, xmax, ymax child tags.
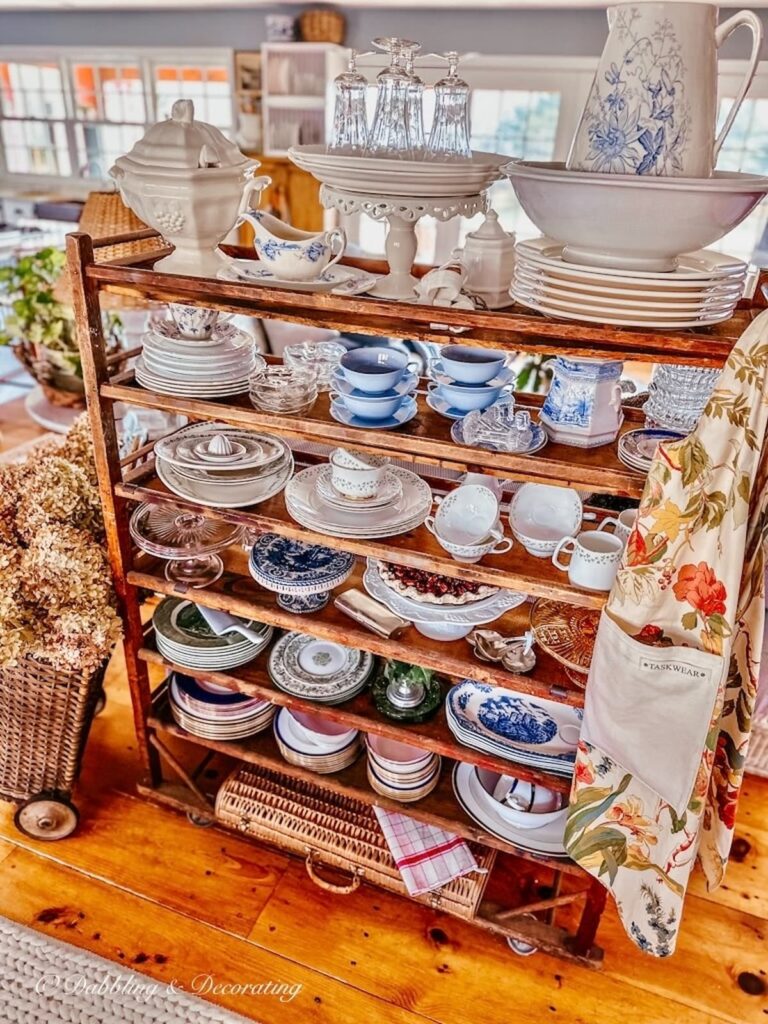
<box><xmin>566</xmin><ymin>310</ymin><xmax>768</xmax><ymax>956</ymax></box>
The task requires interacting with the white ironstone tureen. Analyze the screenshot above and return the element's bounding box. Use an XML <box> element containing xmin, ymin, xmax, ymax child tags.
<box><xmin>110</xmin><ymin>98</ymin><xmax>269</xmax><ymax>277</ymax></box>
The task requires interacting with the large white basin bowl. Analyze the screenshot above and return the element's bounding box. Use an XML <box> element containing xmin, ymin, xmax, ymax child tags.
<box><xmin>505</xmin><ymin>160</ymin><xmax>768</xmax><ymax>272</ymax></box>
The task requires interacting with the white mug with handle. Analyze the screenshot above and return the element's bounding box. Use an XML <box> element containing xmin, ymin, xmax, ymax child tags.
<box><xmin>552</xmin><ymin>530</ymin><xmax>623</xmax><ymax>591</ymax></box>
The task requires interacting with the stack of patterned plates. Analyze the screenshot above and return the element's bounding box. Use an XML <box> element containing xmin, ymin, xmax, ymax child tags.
<box><xmin>154</xmin><ymin>422</ymin><xmax>294</xmax><ymax>509</ymax></box>
<box><xmin>512</xmin><ymin>238</ymin><xmax>747</xmax><ymax>328</ymax></box>
<box><xmin>136</xmin><ymin>319</ymin><xmax>262</xmax><ymax>398</ymax></box>
<box><xmin>267</xmin><ymin>632</ymin><xmax>374</xmax><ymax>705</ymax></box>
<box><xmin>153</xmin><ymin>597</ymin><xmax>273</xmax><ymax>671</ymax></box>
<box><xmin>365</xmin><ymin>735</ymin><xmax>441</xmax><ymax>803</ymax></box>
<box><xmin>452</xmin><ymin>763</ymin><xmax>569</xmax><ymax>859</ymax></box>
<box><xmin>285</xmin><ymin>464</ymin><xmax>432</xmax><ymax>540</ymax></box>
<box><xmin>446</xmin><ymin>681</ymin><xmax>581</xmax><ymax>778</ymax></box>
<box><xmin>273</xmin><ymin>707</ymin><xmax>362</xmax><ymax>773</ymax></box>
<box><xmin>169</xmin><ymin>672</ymin><xmax>276</xmax><ymax>739</ymax></box>
<box><xmin>617</xmin><ymin>427</ymin><xmax>686</xmax><ymax>473</ymax></box>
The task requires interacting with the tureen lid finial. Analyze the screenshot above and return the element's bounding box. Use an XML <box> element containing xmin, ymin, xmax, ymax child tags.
<box><xmin>171</xmin><ymin>98</ymin><xmax>195</xmax><ymax>124</ymax></box>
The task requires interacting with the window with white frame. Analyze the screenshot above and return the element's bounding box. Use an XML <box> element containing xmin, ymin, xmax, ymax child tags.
<box><xmin>0</xmin><ymin>48</ymin><xmax>234</xmax><ymax>187</ymax></box>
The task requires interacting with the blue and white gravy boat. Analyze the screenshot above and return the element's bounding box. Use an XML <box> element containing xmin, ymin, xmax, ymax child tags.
<box><xmin>238</xmin><ymin>210</ymin><xmax>346</xmax><ymax>282</ymax></box>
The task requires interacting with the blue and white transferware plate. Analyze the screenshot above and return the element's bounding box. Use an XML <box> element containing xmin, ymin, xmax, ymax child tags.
<box><xmin>331</xmin><ymin>367</ymin><xmax>419</xmax><ymax>399</ymax></box>
<box><xmin>430</xmin><ymin>361</ymin><xmax>516</xmax><ymax>389</ymax></box>
<box><xmin>219</xmin><ymin>261</ymin><xmax>378</xmax><ymax>296</ymax></box>
<box><xmin>249</xmin><ymin>533</ymin><xmax>355</xmax><ymax>596</ymax></box>
<box><xmin>330</xmin><ymin>394</ymin><xmax>418</xmax><ymax>431</ymax></box>
<box><xmin>618</xmin><ymin>428</ymin><xmax>686</xmax><ymax>471</ymax></box>
<box><xmin>447</xmin><ymin>681</ymin><xmax>582</xmax><ymax>756</ymax></box>
<box><xmin>445</xmin><ymin>704</ymin><xmax>577</xmax><ymax>775</ymax></box>
<box><xmin>450</xmin><ymin>415</ymin><xmax>548</xmax><ymax>455</ymax></box>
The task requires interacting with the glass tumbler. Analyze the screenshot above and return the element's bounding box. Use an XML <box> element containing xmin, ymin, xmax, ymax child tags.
<box><xmin>328</xmin><ymin>50</ymin><xmax>369</xmax><ymax>155</ymax></box>
<box><xmin>427</xmin><ymin>51</ymin><xmax>472</xmax><ymax>161</ymax></box>
<box><xmin>365</xmin><ymin>37</ymin><xmax>418</xmax><ymax>159</ymax></box>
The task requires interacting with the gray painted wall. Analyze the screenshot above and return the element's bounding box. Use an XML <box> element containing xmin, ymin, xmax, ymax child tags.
<box><xmin>0</xmin><ymin>5</ymin><xmax>765</xmax><ymax>58</ymax></box>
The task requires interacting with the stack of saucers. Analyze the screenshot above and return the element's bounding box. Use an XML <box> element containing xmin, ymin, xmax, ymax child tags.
<box><xmin>273</xmin><ymin>707</ymin><xmax>361</xmax><ymax>773</ymax></box>
<box><xmin>365</xmin><ymin>734</ymin><xmax>441</xmax><ymax>803</ymax></box>
<box><xmin>154</xmin><ymin>421</ymin><xmax>294</xmax><ymax>509</ymax></box>
<box><xmin>617</xmin><ymin>427</ymin><xmax>685</xmax><ymax>474</ymax></box>
<box><xmin>330</xmin><ymin>347</ymin><xmax>419</xmax><ymax>430</ymax></box>
<box><xmin>136</xmin><ymin>311</ymin><xmax>263</xmax><ymax>399</ymax></box>
<box><xmin>267</xmin><ymin>632</ymin><xmax>374</xmax><ymax>705</ymax></box>
<box><xmin>426</xmin><ymin>344</ymin><xmax>515</xmax><ymax>421</ymax></box>
<box><xmin>153</xmin><ymin>597</ymin><xmax>273</xmax><ymax>671</ymax></box>
<box><xmin>445</xmin><ymin>681</ymin><xmax>581</xmax><ymax>778</ymax></box>
<box><xmin>169</xmin><ymin>671</ymin><xmax>276</xmax><ymax>739</ymax></box>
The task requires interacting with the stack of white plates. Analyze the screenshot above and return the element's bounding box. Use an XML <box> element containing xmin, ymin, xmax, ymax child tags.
<box><xmin>445</xmin><ymin>681</ymin><xmax>581</xmax><ymax>778</ymax></box>
<box><xmin>452</xmin><ymin>763</ymin><xmax>569</xmax><ymax>859</ymax></box>
<box><xmin>512</xmin><ymin>238</ymin><xmax>747</xmax><ymax>328</ymax></box>
<box><xmin>617</xmin><ymin>427</ymin><xmax>685</xmax><ymax>473</ymax></box>
<box><xmin>153</xmin><ymin>597</ymin><xmax>273</xmax><ymax>671</ymax></box>
<box><xmin>285</xmin><ymin>464</ymin><xmax>432</xmax><ymax>540</ymax></box>
<box><xmin>267</xmin><ymin>632</ymin><xmax>374</xmax><ymax>705</ymax></box>
<box><xmin>365</xmin><ymin>735</ymin><xmax>441</xmax><ymax>803</ymax></box>
<box><xmin>136</xmin><ymin>320</ymin><xmax>262</xmax><ymax>398</ymax></box>
<box><xmin>273</xmin><ymin>707</ymin><xmax>362</xmax><ymax>773</ymax></box>
<box><xmin>154</xmin><ymin>422</ymin><xmax>294</xmax><ymax>509</ymax></box>
<box><xmin>169</xmin><ymin>672</ymin><xmax>276</xmax><ymax>739</ymax></box>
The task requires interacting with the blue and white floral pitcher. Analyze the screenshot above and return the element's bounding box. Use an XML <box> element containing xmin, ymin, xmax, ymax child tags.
<box><xmin>567</xmin><ymin>2</ymin><xmax>762</xmax><ymax>178</ymax></box>
<box><xmin>238</xmin><ymin>210</ymin><xmax>346</xmax><ymax>282</ymax></box>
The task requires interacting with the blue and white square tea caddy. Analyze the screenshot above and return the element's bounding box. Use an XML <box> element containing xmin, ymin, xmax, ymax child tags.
<box><xmin>541</xmin><ymin>356</ymin><xmax>624</xmax><ymax>448</ymax></box>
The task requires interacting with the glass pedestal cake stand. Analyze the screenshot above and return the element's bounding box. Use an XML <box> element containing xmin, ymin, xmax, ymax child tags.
<box><xmin>129</xmin><ymin>503</ymin><xmax>243</xmax><ymax>587</ymax></box>
<box><xmin>248</xmin><ymin>533</ymin><xmax>355</xmax><ymax>614</ymax></box>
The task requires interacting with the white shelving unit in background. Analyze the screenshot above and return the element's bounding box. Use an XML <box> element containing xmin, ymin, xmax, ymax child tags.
<box><xmin>261</xmin><ymin>42</ymin><xmax>346</xmax><ymax>157</ymax></box>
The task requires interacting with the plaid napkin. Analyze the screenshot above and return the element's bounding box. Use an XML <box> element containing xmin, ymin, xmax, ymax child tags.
<box><xmin>374</xmin><ymin>807</ymin><xmax>486</xmax><ymax>896</ymax></box>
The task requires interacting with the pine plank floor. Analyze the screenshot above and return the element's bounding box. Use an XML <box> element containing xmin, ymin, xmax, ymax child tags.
<box><xmin>0</xmin><ymin>645</ymin><xmax>765</xmax><ymax>1024</ymax></box>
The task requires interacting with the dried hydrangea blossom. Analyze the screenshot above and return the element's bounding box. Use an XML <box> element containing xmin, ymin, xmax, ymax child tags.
<box><xmin>0</xmin><ymin>415</ymin><xmax>119</xmax><ymax>672</ymax></box>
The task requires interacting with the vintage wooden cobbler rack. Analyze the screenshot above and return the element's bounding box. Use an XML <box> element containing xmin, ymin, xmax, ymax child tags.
<box><xmin>68</xmin><ymin>229</ymin><xmax>765</xmax><ymax>967</ymax></box>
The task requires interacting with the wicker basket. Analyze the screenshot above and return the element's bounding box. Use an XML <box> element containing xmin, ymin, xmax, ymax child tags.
<box><xmin>0</xmin><ymin>657</ymin><xmax>106</xmax><ymax>803</ymax></box>
<box><xmin>299</xmin><ymin>7</ymin><xmax>346</xmax><ymax>44</ymax></box>
<box><xmin>216</xmin><ymin>762</ymin><xmax>495</xmax><ymax>916</ymax></box>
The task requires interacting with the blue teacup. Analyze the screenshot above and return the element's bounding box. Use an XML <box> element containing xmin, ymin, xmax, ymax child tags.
<box><xmin>429</xmin><ymin>380</ymin><xmax>503</xmax><ymax>413</ymax></box>
<box><xmin>340</xmin><ymin>347</ymin><xmax>409</xmax><ymax>394</ymax></box>
<box><xmin>440</xmin><ymin>345</ymin><xmax>507</xmax><ymax>385</ymax></box>
<box><xmin>331</xmin><ymin>390</ymin><xmax>406</xmax><ymax>421</ymax></box>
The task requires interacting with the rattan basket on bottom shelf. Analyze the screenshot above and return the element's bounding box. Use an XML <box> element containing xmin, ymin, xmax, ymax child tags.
<box><xmin>216</xmin><ymin>762</ymin><xmax>496</xmax><ymax>915</ymax></box>
<box><xmin>0</xmin><ymin>657</ymin><xmax>106</xmax><ymax>839</ymax></box>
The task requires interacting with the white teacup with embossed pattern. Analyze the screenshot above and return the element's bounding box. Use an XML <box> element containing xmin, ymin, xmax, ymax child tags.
<box><xmin>596</xmin><ymin>508</ymin><xmax>637</xmax><ymax>546</ymax></box>
<box><xmin>551</xmin><ymin>530</ymin><xmax>623</xmax><ymax>591</ymax></box>
<box><xmin>329</xmin><ymin>448</ymin><xmax>388</xmax><ymax>500</ymax></box>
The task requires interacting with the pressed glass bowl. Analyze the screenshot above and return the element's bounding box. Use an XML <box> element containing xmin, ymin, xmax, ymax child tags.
<box><xmin>283</xmin><ymin>341</ymin><xmax>346</xmax><ymax>392</ymax></box>
<box><xmin>249</xmin><ymin>365</ymin><xmax>318</xmax><ymax>414</ymax></box>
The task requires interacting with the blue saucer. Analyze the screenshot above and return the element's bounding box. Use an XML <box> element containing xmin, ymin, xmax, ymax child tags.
<box><xmin>332</xmin><ymin>367</ymin><xmax>418</xmax><ymax>399</ymax></box>
<box><xmin>330</xmin><ymin>394</ymin><xmax>418</xmax><ymax>430</ymax></box>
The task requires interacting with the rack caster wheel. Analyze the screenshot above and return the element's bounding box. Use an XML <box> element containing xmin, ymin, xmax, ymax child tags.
<box><xmin>14</xmin><ymin>796</ymin><xmax>79</xmax><ymax>841</ymax></box>
<box><xmin>186</xmin><ymin>810</ymin><xmax>214</xmax><ymax>828</ymax></box>
<box><xmin>506</xmin><ymin>934</ymin><xmax>538</xmax><ymax>957</ymax></box>
<box><xmin>93</xmin><ymin>689</ymin><xmax>107</xmax><ymax>716</ymax></box>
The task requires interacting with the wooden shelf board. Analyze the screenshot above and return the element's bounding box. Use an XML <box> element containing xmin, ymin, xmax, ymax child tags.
<box><xmin>148</xmin><ymin>693</ymin><xmax>583</xmax><ymax>875</ymax></box>
<box><xmin>140</xmin><ymin>641</ymin><xmax>574</xmax><ymax>794</ymax></box>
<box><xmin>117</xmin><ymin>468</ymin><xmax>609</xmax><ymax>609</ymax></box>
<box><xmin>104</xmin><ymin>377</ymin><xmax>647</xmax><ymax>498</ymax></box>
<box><xmin>87</xmin><ymin>246</ymin><xmax>748</xmax><ymax>367</ymax></box>
<box><xmin>129</xmin><ymin>553</ymin><xmax>587</xmax><ymax>708</ymax></box>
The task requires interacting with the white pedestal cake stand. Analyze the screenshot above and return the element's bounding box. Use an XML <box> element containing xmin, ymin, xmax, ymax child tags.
<box><xmin>320</xmin><ymin>184</ymin><xmax>489</xmax><ymax>302</ymax></box>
